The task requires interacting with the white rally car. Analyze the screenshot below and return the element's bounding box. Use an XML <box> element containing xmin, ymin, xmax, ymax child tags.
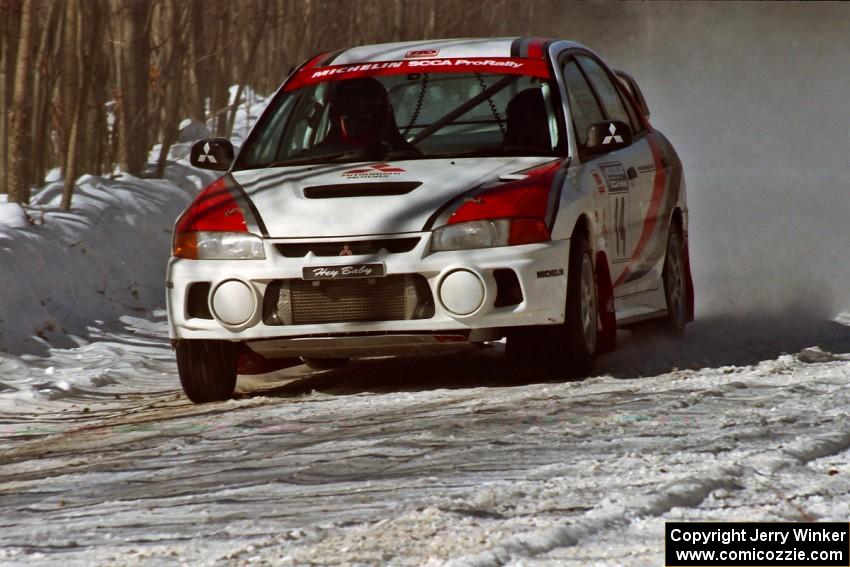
<box><xmin>168</xmin><ymin>37</ymin><xmax>693</xmax><ymax>403</ymax></box>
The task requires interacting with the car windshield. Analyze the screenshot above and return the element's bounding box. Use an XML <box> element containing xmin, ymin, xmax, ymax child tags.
<box><xmin>236</xmin><ymin>66</ymin><xmax>563</xmax><ymax>169</ymax></box>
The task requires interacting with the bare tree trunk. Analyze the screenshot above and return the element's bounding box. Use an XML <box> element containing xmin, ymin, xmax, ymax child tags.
<box><xmin>104</xmin><ymin>9</ymin><xmax>120</xmax><ymax>174</ymax></box>
<box><xmin>0</xmin><ymin>0</ymin><xmax>21</xmax><ymax>195</ymax></box>
<box><xmin>186</xmin><ymin>0</ymin><xmax>206</xmax><ymax>123</ymax></box>
<box><xmin>212</xmin><ymin>2</ymin><xmax>231</xmax><ymax>137</ymax></box>
<box><xmin>61</xmin><ymin>0</ymin><xmax>104</xmax><ymax>210</ymax></box>
<box><xmin>31</xmin><ymin>1</ymin><xmax>62</xmax><ymax>187</ymax></box>
<box><xmin>82</xmin><ymin>28</ymin><xmax>108</xmax><ymax>176</ymax></box>
<box><xmin>7</xmin><ymin>0</ymin><xmax>38</xmax><ymax>204</ymax></box>
<box><xmin>154</xmin><ymin>0</ymin><xmax>185</xmax><ymax>178</ymax></box>
<box><xmin>268</xmin><ymin>0</ymin><xmax>286</xmax><ymax>92</ymax></box>
<box><xmin>226</xmin><ymin>0</ymin><xmax>270</xmax><ymax>137</ymax></box>
<box><xmin>392</xmin><ymin>0</ymin><xmax>403</xmax><ymax>41</ymax></box>
<box><xmin>114</xmin><ymin>0</ymin><xmax>151</xmax><ymax>175</ymax></box>
<box><xmin>60</xmin><ymin>0</ymin><xmax>81</xmax><ymax>209</ymax></box>
<box><xmin>59</xmin><ymin>0</ymin><xmax>79</xmax><ymax>180</ymax></box>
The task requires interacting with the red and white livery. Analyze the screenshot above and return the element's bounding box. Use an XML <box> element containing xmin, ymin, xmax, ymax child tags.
<box><xmin>167</xmin><ymin>37</ymin><xmax>694</xmax><ymax>403</ymax></box>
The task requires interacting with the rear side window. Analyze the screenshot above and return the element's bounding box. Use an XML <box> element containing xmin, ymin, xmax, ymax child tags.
<box><xmin>562</xmin><ymin>60</ymin><xmax>603</xmax><ymax>146</ymax></box>
<box><xmin>576</xmin><ymin>55</ymin><xmax>636</xmax><ymax>133</ymax></box>
<box><xmin>614</xmin><ymin>71</ymin><xmax>646</xmax><ymax>129</ymax></box>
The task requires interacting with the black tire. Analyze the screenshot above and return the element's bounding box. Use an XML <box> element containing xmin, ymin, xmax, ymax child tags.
<box><xmin>560</xmin><ymin>231</ymin><xmax>599</xmax><ymax>376</ymax></box>
<box><xmin>505</xmin><ymin>326</ymin><xmax>540</xmax><ymax>360</ymax></box>
<box><xmin>662</xmin><ymin>225</ymin><xmax>688</xmax><ymax>337</ymax></box>
<box><xmin>175</xmin><ymin>339</ymin><xmax>238</xmax><ymax>403</ymax></box>
<box><xmin>301</xmin><ymin>357</ymin><xmax>350</xmax><ymax>370</ymax></box>
<box><xmin>506</xmin><ymin>232</ymin><xmax>598</xmax><ymax>377</ymax></box>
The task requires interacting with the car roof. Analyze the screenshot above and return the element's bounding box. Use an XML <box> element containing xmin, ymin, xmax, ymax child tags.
<box><xmin>323</xmin><ymin>37</ymin><xmax>587</xmax><ymax>65</ymax></box>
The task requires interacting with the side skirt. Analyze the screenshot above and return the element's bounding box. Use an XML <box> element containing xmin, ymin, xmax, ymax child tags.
<box><xmin>615</xmin><ymin>285</ymin><xmax>668</xmax><ymax>328</ymax></box>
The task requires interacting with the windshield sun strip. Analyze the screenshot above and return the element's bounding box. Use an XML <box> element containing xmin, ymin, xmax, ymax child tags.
<box><xmin>284</xmin><ymin>57</ymin><xmax>551</xmax><ymax>91</ymax></box>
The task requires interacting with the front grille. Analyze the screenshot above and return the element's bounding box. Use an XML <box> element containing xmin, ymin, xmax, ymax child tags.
<box><xmin>263</xmin><ymin>274</ymin><xmax>434</xmax><ymax>325</ymax></box>
<box><xmin>276</xmin><ymin>237</ymin><xmax>420</xmax><ymax>258</ymax></box>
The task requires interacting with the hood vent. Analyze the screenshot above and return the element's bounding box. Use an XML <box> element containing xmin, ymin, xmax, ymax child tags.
<box><xmin>303</xmin><ymin>182</ymin><xmax>421</xmax><ymax>199</ymax></box>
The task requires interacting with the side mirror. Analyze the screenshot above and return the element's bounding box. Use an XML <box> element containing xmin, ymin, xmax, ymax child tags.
<box><xmin>584</xmin><ymin>121</ymin><xmax>633</xmax><ymax>154</ymax></box>
<box><xmin>190</xmin><ymin>138</ymin><xmax>234</xmax><ymax>171</ymax></box>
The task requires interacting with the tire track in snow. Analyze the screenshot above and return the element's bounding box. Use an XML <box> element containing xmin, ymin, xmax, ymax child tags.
<box><xmin>449</xmin><ymin>431</ymin><xmax>850</xmax><ymax>566</ymax></box>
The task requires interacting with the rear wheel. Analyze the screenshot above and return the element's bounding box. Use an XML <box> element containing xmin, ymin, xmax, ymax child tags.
<box><xmin>301</xmin><ymin>357</ymin><xmax>350</xmax><ymax>370</ymax></box>
<box><xmin>176</xmin><ymin>339</ymin><xmax>238</xmax><ymax>403</ymax></box>
<box><xmin>662</xmin><ymin>226</ymin><xmax>687</xmax><ymax>337</ymax></box>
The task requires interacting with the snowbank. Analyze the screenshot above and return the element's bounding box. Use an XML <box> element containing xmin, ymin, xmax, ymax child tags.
<box><xmin>0</xmin><ymin>164</ymin><xmax>216</xmax><ymax>354</ymax></box>
<box><xmin>0</xmin><ymin>90</ymin><xmax>268</xmax><ymax>355</ymax></box>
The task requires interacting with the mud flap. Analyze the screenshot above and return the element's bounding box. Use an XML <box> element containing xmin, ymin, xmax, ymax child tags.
<box><xmin>596</xmin><ymin>251</ymin><xmax>617</xmax><ymax>353</ymax></box>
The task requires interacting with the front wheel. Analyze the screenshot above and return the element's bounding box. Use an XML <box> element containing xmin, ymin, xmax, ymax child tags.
<box><xmin>561</xmin><ymin>232</ymin><xmax>599</xmax><ymax>376</ymax></box>
<box><xmin>506</xmin><ymin>232</ymin><xmax>598</xmax><ymax>378</ymax></box>
<box><xmin>175</xmin><ymin>339</ymin><xmax>238</xmax><ymax>403</ymax></box>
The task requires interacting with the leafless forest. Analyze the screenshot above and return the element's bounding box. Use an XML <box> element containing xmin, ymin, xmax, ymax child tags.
<box><xmin>0</xmin><ymin>0</ymin><xmax>550</xmax><ymax>210</ymax></box>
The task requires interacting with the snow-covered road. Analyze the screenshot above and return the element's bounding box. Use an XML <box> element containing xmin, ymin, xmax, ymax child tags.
<box><xmin>1</xmin><ymin>315</ymin><xmax>848</xmax><ymax>566</ymax></box>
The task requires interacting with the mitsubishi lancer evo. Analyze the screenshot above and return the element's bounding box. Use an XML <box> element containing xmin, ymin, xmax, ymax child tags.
<box><xmin>168</xmin><ymin>38</ymin><xmax>694</xmax><ymax>403</ymax></box>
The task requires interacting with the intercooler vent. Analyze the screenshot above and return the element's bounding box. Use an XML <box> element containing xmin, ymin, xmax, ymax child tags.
<box><xmin>303</xmin><ymin>182</ymin><xmax>421</xmax><ymax>199</ymax></box>
<box><xmin>263</xmin><ymin>274</ymin><xmax>434</xmax><ymax>325</ymax></box>
<box><xmin>186</xmin><ymin>282</ymin><xmax>213</xmax><ymax>319</ymax></box>
<box><xmin>493</xmin><ymin>269</ymin><xmax>523</xmax><ymax>307</ymax></box>
<box><xmin>276</xmin><ymin>237</ymin><xmax>420</xmax><ymax>258</ymax></box>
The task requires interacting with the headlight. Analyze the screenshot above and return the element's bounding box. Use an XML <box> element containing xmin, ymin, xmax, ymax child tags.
<box><xmin>431</xmin><ymin>220</ymin><xmax>511</xmax><ymax>251</ymax></box>
<box><xmin>174</xmin><ymin>231</ymin><xmax>266</xmax><ymax>260</ymax></box>
<box><xmin>431</xmin><ymin>219</ymin><xmax>550</xmax><ymax>251</ymax></box>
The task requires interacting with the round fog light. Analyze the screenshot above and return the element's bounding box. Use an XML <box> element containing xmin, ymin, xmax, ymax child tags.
<box><xmin>211</xmin><ymin>279</ymin><xmax>256</xmax><ymax>326</ymax></box>
<box><xmin>439</xmin><ymin>269</ymin><xmax>485</xmax><ymax>315</ymax></box>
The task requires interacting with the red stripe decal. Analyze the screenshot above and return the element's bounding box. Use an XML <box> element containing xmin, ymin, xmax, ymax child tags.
<box><xmin>527</xmin><ymin>38</ymin><xmax>545</xmax><ymax>59</ymax></box>
<box><xmin>303</xmin><ymin>52</ymin><xmax>328</xmax><ymax>70</ymax></box>
<box><xmin>613</xmin><ymin>136</ymin><xmax>667</xmax><ymax>287</ymax></box>
<box><xmin>447</xmin><ymin>160</ymin><xmax>563</xmax><ymax>224</ymax></box>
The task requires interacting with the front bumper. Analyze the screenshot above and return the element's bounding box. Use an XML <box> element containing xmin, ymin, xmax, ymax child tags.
<box><xmin>166</xmin><ymin>232</ymin><xmax>570</xmax><ymax>352</ymax></box>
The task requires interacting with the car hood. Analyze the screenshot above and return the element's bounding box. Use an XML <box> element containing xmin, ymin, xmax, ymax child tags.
<box><xmin>231</xmin><ymin>157</ymin><xmax>556</xmax><ymax>238</ymax></box>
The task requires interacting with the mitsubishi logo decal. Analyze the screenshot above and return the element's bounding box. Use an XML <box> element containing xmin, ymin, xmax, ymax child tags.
<box><xmin>602</xmin><ymin>123</ymin><xmax>623</xmax><ymax>145</ymax></box>
<box><xmin>198</xmin><ymin>142</ymin><xmax>217</xmax><ymax>164</ymax></box>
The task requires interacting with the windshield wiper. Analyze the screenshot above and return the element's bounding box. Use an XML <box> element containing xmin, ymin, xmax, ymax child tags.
<box><xmin>264</xmin><ymin>145</ymin><xmax>424</xmax><ymax>168</ymax></box>
<box><xmin>265</xmin><ymin>150</ymin><xmax>368</xmax><ymax>168</ymax></box>
<box><xmin>496</xmin><ymin>144</ymin><xmax>554</xmax><ymax>156</ymax></box>
<box><xmin>424</xmin><ymin>148</ymin><xmax>499</xmax><ymax>159</ymax></box>
<box><xmin>381</xmin><ymin>147</ymin><xmax>423</xmax><ymax>160</ymax></box>
<box><xmin>424</xmin><ymin>146</ymin><xmax>554</xmax><ymax>160</ymax></box>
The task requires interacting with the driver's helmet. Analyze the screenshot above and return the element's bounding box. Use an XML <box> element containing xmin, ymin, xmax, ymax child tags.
<box><xmin>505</xmin><ymin>88</ymin><xmax>551</xmax><ymax>151</ymax></box>
<box><xmin>329</xmin><ymin>77</ymin><xmax>393</xmax><ymax>143</ymax></box>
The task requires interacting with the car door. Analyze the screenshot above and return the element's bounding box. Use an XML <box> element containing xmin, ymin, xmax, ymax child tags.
<box><xmin>561</xmin><ymin>56</ymin><xmax>647</xmax><ymax>301</ymax></box>
<box><xmin>574</xmin><ymin>54</ymin><xmax>661</xmax><ymax>297</ymax></box>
